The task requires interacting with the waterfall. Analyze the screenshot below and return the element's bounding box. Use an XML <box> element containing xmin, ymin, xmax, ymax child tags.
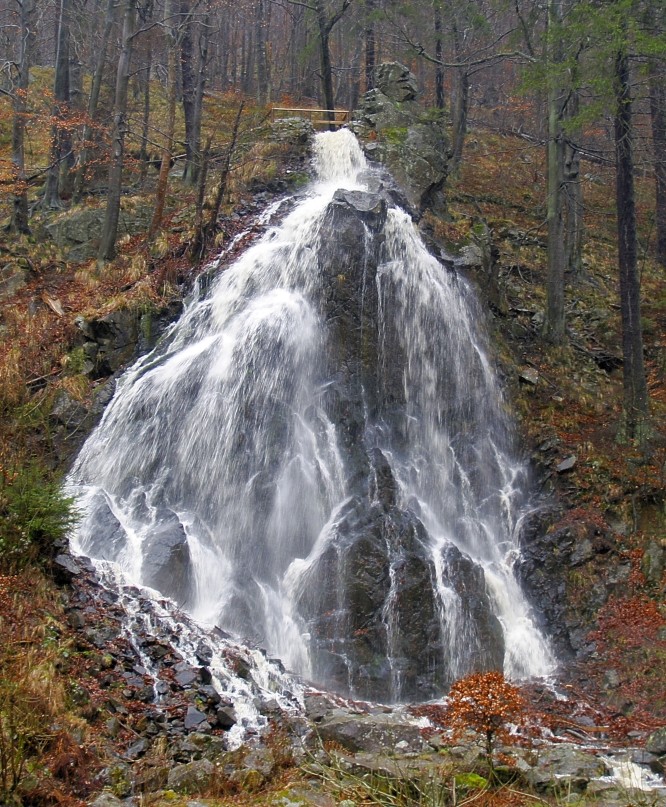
<box><xmin>68</xmin><ymin>129</ymin><xmax>554</xmax><ymax>702</ymax></box>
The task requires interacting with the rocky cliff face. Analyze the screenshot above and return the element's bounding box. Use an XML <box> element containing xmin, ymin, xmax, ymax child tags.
<box><xmin>352</xmin><ymin>63</ymin><xmax>449</xmax><ymax>217</ymax></box>
<box><xmin>289</xmin><ymin>187</ymin><xmax>505</xmax><ymax>701</ymax></box>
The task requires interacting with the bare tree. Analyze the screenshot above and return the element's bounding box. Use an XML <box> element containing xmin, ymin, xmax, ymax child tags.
<box><xmin>98</xmin><ymin>0</ymin><xmax>137</xmax><ymax>261</ymax></box>
<box><xmin>43</xmin><ymin>0</ymin><xmax>72</xmax><ymax>207</ymax></box>
<box><xmin>284</xmin><ymin>0</ymin><xmax>353</xmax><ymax>123</ymax></box>
<box><xmin>542</xmin><ymin>0</ymin><xmax>566</xmax><ymax>344</ymax></box>
<box><xmin>72</xmin><ymin>0</ymin><xmax>118</xmax><ymax>201</ymax></box>
<box><xmin>7</xmin><ymin>0</ymin><xmax>36</xmax><ymax>233</ymax></box>
<box><xmin>614</xmin><ymin>43</ymin><xmax>649</xmax><ymax>440</ymax></box>
<box><xmin>148</xmin><ymin>0</ymin><xmax>178</xmax><ymax>237</ymax></box>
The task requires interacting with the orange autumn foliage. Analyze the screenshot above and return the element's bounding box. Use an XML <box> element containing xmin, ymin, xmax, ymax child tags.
<box><xmin>446</xmin><ymin>671</ymin><xmax>526</xmax><ymax>764</ymax></box>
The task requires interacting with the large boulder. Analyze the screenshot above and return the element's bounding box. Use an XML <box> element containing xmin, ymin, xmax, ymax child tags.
<box><xmin>375</xmin><ymin>62</ymin><xmax>418</xmax><ymax>102</ymax></box>
<box><xmin>0</xmin><ymin>261</ymin><xmax>30</xmax><ymax>298</ymax></box>
<box><xmin>646</xmin><ymin>727</ymin><xmax>666</xmax><ymax>755</ymax></box>
<box><xmin>524</xmin><ymin>745</ymin><xmax>609</xmax><ymax>795</ymax></box>
<box><xmin>166</xmin><ymin>759</ymin><xmax>215</xmax><ymax>794</ymax></box>
<box><xmin>353</xmin><ymin>63</ymin><xmax>449</xmax><ymax>216</ymax></box>
<box><xmin>45</xmin><ymin>202</ymin><xmax>152</xmax><ymax>262</ymax></box>
<box><xmin>316</xmin><ymin>712</ymin><xmax>428</xmax><ymax>755</ymax></box>
<box><xmin>142</xmin><ymin>509</ymin><xmax>193</xmax><ymax>605</ymax></box>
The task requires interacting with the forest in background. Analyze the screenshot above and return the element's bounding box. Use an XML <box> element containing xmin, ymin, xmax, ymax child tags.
<box><xmin>1</xmin><ymin>0</ymin><xmax>665</xmax><ymax>435</ymax></box>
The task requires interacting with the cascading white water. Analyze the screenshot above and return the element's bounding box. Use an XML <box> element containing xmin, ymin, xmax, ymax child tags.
<box><xmin>376</xmin><ymin>208</ymin><xmax>553</xmax><ymax>681</ymax></box>
<box><xmin>69</xmin><ymin>129</ymin><xmax>554</xmax><ymax>701</ymax></box>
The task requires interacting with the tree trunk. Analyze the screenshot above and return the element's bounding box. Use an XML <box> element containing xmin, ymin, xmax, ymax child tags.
<box><xmin>614</xmin><ymin>47</ymin><xmax>649</xmax><ymax>440</ymax></box>
<box><xmin>68</xmin><ymin>0</ymin><xmax>83</xmax><ymax>112</ymax></box>
<box><xmin>449</xmin><ymin>21</ymin><xmax>468</xmax><ymax>176</ymax></box>
<box><xmin>190</xmin><ymin>135</ymin><xmax>212</xmax><ymax>262</ymax></box>
<box><xmin>44</xmin><ymin>0</ymin><xmax>72</xmax><ymax>208</ymax></box>
<box><xmin>138</xmin><ymin>48</ymin><xmax>152</xmax><ymax>184</ymax></box>
<box><xmin>73</xmin><ymin>0</ymin><xmax>116</xmax><ymax>202</ymax></box>
<box><xmin>8</xmin><ymin>0</ymin><xmax>36</xmax><ymax>234</ymax></box>
<box><xmin>149</xmin><ymin>0</ymin><xmax>178</xmax><ymax>238</ymax></box>
<box><xmin>256</xmin><ymin>0</ymin><xmax>270</xmax><ymax>104</ymax></box>
<box><xmin>563</xmin><ymin>94</ymin><xmax>584</xmax><ymax>282</ymax></box>
<box><xmin>434</xmin><ymin>1</ymin><xmax>444</xmax><ymax>110</ymax></box>
<box><xmin>364</xmin><ymin>0</ymin><xmax>375</xmax><ymax>91</ymax></box>
<box><xmin>290</xmin><ymin>7</ymin><xmax>306</xmax><ymax>98</ymax></box>
<box><xmin>564</xmin><ymin>133</ymin><xmax>583</xmax><ymax>278</ymax></box>
<box><xmin>97</xmin><ymin>0</ymin><xmax>136</xmax><ymax>262</ymax></box>
<box><xmin>191</xmin><ymin>102</ymin><xmax>244</xmax><ymax>259</ymax></box>
<box><xmin>313</xmin><ymin>0</ymin><xmax>351</xmax><ymax>127</ymax></box>
<box><xmin>648</xmin><ymin>59</ymin><xmax>666</xmax><ymax>268</ymax></box>
<box><xmin>242</xmin><ymin>26</ymin><xmax>255</xmax><ymax>94</ymax></box>
<box><xmin>542</xmin><ymin>0</ymin><xmax>567</xmax><ymax>344</ymax></box>
<box><xmin>315</xmin><ymin>1</ymin><xmax>335</xmax><ymax>125</ymax></box>
<box><xmin>188</xmin><ymin>9</ymin><xmax>209</xmax><ymax>185</ymax></box>
<box><xmin>180</xmin><ymin>0</ymin><xmax>198</xmax><ymax>183</ymax></box>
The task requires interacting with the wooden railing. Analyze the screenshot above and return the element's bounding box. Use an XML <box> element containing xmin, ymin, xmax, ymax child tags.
<box><xmin>270</xmin><ymin>107</ymin><xmax>350</xmax><ymax>129</ymax></box>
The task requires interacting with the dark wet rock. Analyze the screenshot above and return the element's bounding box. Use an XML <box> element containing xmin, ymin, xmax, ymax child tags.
<box><xmin>184</xmin><ymin>706</ymin><xmax>207</xmax><ymax>731</ymax></box>
<box><xmin>303</xmin><ymin>693</ymin><xmax>337</xmax><ymax>723</ymax></box>
<box><xmin>84</xmin><ymin>625</ymin><xmax>121</xmax><ymax>648</ymax></box>
<box><xmin>125</xmin><ymin>738</ymin><xmax>149</xmax><ymax>760</ymax></box>
<box><xmin>519</xmin><ymin>367</ymin><xmax>539</xmax><ymax>385</ymax></box>
<box><xmin>175</xmin><ymin>732</ymin><xmax>228</xmax><ymax>761</ymax></box>
<box><xmin>197</xmin><ymin>684</ymin><xmax>221</xmax><ymax>706</ymax></box>
<box><xmin>73</xmin><ymin>299</ymin><xmax>182</xmax><ymax>386</ymax></box>
<box><xmin>642</xmin><ymin>540</ymin><xmax>665</xmax><ymax>587</ymax></box>
<box><xmin>195</xmin><ymin>641</ymin><xmax>213</xmax><ymax>665</ymax></box>
<box><xmin>632</xmin><ymin>749</ymin><xmax>664</xmax><ymax>774</ymax></box>
<box><xmin>76</xmin><ymin>492</ymin><xmax>127</xmax><ymax>563</ymax></box>
<box><xmin>287</xmin><ymin>192</ymin><xmax>507</xmax><ymax>700</ymax></box>
<box><xmin>242</xmin><ymin>747</ymin><xmax>276</xmax><ymax>779</ymax></box>
<box><xmin>97</xmin><ymin>762</ymin><xmax>133</xmax><ymax>798</ymax></box>
<box><xmin>105</xmin><ymin>717</ymin><xmax>122</xmax><ymax>740</ymax></box>
<box><xmin>137</xmin><ymin>300</ymin><xmax>184</xmax><ymax>355</ymax></box>
<box><xmin>556</xmin><ymin>455</ymin><xmax>577</xmax><ymax>473</ymax></box>
<box><xmin>517</xmin><ymin>512</ymin><xmax>628</xmax><ymax>661</ymax></box>
<box><xmin>176</xmin><ymin>668</ymin><xmax>198</xmax><ymax>687</ymax></box>
<box><xmin>213</xmin><ymin>705</ymin><xmax>237</xmax><ymax>730</ymax></box>
<box><xmin>270</xmin><ymin>117</ymin><xmax>315</xmax><ymax>149</ymax></box>
<box><xmin>52</xmin><ymin>552</ymin><xmax>85</xmax><ymax>584</ymax></box>
<box><xmin>50</xmin><ymin>389</ymin><xmax>90</xmax><ymax>432</ymax></box>
<box><xmin>141</xmin><ymin>510</ymin><xmax>192</xmax><ymax>604</ymax></box>
<box><xmin>136</xmin><ymin>685</ymin><xmax>156</xmax><ymax>703</ymax></box>
<box><xmin>134</xmin><ymin>764</ymin><xmax>169</xmax><ymax>793</ymax></box>
<box><xmin>331</xmin><ymin>189</ymin><xmax>387</xmax><ymax>229</ymax></box>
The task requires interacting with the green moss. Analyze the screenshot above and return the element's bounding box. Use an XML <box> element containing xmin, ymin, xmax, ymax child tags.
<box><xmin>453</xmin><ymin>772</ymin><xmax>489</xmax><ymax>791</ymax></box>
<box><xmin>418</xmin><ymin>107</ymin><xmax>446</xmax><ymax>124</ymax></box>
<box><xmin>380</xmin><ymin>127</ymin><xmax>408</xmax><ymax>145</ymax></box>
<box><xmin>286</xmin><ymin>171</ymin><xmax>310</xmax><ymax>188</ymax></box>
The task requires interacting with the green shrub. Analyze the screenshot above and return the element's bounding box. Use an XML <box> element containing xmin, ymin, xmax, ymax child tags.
<box><xmin>0</xmin><ymin>463</ymin><xmax>77</xmax><ymax>570</ymax></box>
